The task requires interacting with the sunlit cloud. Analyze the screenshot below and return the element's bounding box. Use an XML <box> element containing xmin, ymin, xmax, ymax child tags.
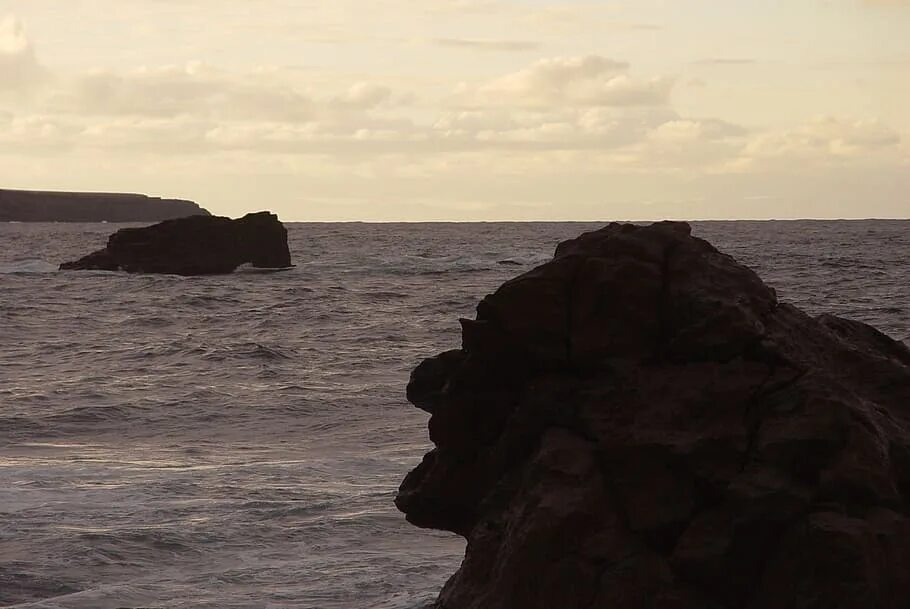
<box><xmin>469</xmin><ymin>56</ymin><xmax>672</xmax><ymax>108</ymax></box>
<box><xmin>0</xmin><ymin>14</ymin><xmax>48</xmax><ymax>91</ymax></box>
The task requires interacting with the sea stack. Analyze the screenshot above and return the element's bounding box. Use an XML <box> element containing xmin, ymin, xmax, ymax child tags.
<box><xmin>60</xmin><ymin>211</ymin><xmax>291</xmax><ymax>275</ymax></box>
<box><xmin>397</xmin><ymin>221</ymin><xmax>910</xmax><ymax>609</ymax></box>
<box><xmin>0</xmin><ymin>188</ymin><xmax>210</xmax><ymax>222</ymax></box>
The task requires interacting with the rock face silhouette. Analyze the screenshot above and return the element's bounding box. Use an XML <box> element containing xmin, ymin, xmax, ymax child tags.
<box><xmin>0</xmin><ymin>188</ymin><xmax>210</xmax><ymax>222</ymax></box>
<box><xmin>397</xmin><ymin>221</ymin><xmax>910</xmax><ymax>609</ymax></box>
<box><xmin>60</xmin><ymin>211</ymin><xmax>291</xmax><ymax>275</ymax></box>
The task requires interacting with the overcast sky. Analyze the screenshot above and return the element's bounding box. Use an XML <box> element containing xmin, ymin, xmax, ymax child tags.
<box><xmin>1</xmin><ymin>0</ymin><xmax>908</xmax><ymax>220</ymax></box>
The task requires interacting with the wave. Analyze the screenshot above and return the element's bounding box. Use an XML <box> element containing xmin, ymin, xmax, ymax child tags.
<box><xmin>0</xmin><ymin>570</ymin><xmax>82</xmax><ymax>607</ymax></box>
<box><xmin>200</xmin><ymin>341</ymin><xmax>294</xmax><ymax>362</ymax></box>
<box><xmin>43</xmin><ymin>404</ymin><xmax>142</xmax><ymax>425</ymax></box>
<box><xmin>0</xmin><ymin>259</ymin><xmax>59</xmax><ymax>274</ymax></box>
<box><xmin>234</xmin><ymin>263</ymin><xmax>295</xmax><ymax>274</ymax></box>
<box><xmin>370</xmin><ymin>253</ymin><xmax>551</xmax><ymax>276</ymax></box>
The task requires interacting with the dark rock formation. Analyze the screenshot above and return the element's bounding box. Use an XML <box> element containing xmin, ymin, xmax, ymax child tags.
<box><xmin>0</xmin><ymin>188</ymin><xmax>209</xmax><ymax>222</ymax></box>
<box><xmin>397</xmin><ymin>221</ymin><xmax>910</xmax><ymax>609</ymax></box>
<box><xmin>60</xmin><ymin>211</ymin><xmax>291</xmax><ymax>275</ymax></box>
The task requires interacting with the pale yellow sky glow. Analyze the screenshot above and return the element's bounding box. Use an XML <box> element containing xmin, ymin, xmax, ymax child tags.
<box><xmin>0</xmin><ymin>0</ymin><xmax>908</xmax><ymax>220</ymax></box>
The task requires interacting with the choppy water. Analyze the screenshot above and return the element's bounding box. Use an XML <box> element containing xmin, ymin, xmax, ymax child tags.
<box><xmin>1</xmin><ymin>220</ymin><xmax>908</xmax><ymax>609</ymax></box>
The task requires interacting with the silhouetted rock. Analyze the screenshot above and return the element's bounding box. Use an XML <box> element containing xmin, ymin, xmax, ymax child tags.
<box><xmin>397</xmin><ymin>221</ymin><xmax>910</xmax><ymax>609</ymax></box>
<box><xmin>60</xmin><ymin>211</ymin><xmax>291</xmax><ymax>275</ymax></box>
<box><xmin>0</xmin><ymin>188</ymin><xmax>210</xmax><ymax>222</ymax></box>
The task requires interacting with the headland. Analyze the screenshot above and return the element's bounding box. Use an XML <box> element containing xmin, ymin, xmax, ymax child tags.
<box><xmin>0</xmin><ymin>188</ymin><xmax>210</xmax><ymax>222</ymax></box>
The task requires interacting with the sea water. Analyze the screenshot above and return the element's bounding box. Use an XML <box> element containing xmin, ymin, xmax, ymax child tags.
<box><xmin>1</xmin><ymin>221</ymin><xmax>908</xmax><ymax>608</ymax></box>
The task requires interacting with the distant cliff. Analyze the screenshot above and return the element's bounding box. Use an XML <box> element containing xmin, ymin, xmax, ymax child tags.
<box><xmin>0</xmin><ymin>189</ymin><xmax>210</xmax><ymax>222</ymax></box>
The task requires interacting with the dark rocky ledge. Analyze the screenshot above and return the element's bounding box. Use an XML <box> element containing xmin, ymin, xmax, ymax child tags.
<box><xmin>397</xmin><ymin>221</ymin><xmax>910</xmax><ymax>609</ymax></box>
<box><xmin>0</xmin><ymin>188</ymin><xmax>210</xmax><ymax>222</ymax></box>
<box><xmin>60</xmin><ymin>211</ymin><xmax>291</xmax><ymax>275</ymax></box>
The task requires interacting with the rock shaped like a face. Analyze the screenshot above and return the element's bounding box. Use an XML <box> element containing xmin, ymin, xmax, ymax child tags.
<box><xmin>397</xmin><ymin>221</ymin><xmax>910</xmax><ymax>609</ymax></box>
<box><xmin>59</xmin><ymin>211</ymin><xmax>291</xmax><ymax>275</ymax></box>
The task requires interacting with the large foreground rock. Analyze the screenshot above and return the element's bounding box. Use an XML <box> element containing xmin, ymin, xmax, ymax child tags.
<box><xmin>0</xmin><ymin>188</ymin><xmax>209</xmax><ymax>222</ymax></box>
<box><xmin>60</xmin><ymin>211</ymin><xmax>291</xmax><ymax>275</ymax></box>
<box><xmin>397</xmin><ymin>221</ymin><xmax>910</xmax><ymax>609</ymax></box>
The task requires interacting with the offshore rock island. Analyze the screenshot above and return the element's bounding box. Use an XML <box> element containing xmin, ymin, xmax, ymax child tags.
<box><xmin>398</xmin><ymin>221</ymin><xmax>910</xmax><ymax>609</ymax></box>
<box><xmin>0</xmin><ymin>188</ymin><xmax>210</xmax><ymax>222</ymax></box>
<box><xmin>60</xmin><ymin>211</ymin><xmax>291</xmax><ymax>275</ymax></box>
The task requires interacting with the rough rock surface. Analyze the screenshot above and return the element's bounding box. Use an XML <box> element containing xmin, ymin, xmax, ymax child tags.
<box><xmin>0</xmin><ymin>188</ymin><xmax>209</xmax><ymax>222</ymax></box>
<box><xmin>60</xmin><ymin>211</ymin><xmax>291</xmax><ymax>275</ymax></box>
<box><xmin>397</xmin><ymin>221</ymin><xmax>910</xmax><ymax>609</ymax></box>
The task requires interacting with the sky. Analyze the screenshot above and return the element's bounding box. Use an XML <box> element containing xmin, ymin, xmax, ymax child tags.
<box><xmin>0</xmin><ymin>0</ymin><xmax>908</xmax><ymax>221</ymax></box>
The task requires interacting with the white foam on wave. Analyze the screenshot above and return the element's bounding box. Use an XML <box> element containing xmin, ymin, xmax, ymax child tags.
<box><xmin>234</xmin><ymin>263</ymin><xmax>296</xmax><ymax>274</ymax></box>
<box><xmin>0</xmin><ymin>259</ymin><xmax>59</xmax><ymax>274</ymax></box>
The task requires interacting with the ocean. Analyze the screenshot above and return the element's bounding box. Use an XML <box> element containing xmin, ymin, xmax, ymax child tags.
<box><xmin>1</xmin><ymin>220</ymin><xmax>908</xmax><ymax>609</ymax></box>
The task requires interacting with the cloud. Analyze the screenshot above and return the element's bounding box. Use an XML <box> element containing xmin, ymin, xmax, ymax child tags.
<box><xmin>0</xmin><ymin>113</ymin><xmax>81</xmax><ymax>151</ymax></box>
<box><xmin>49</xmin><ymin>63</ymin><xmax>313</xmax><ymax>121</ymax></box>
<box><xmin>27</xmin><ymin>64</ymin><xmax>396</xmax><ymax>123</ymax></box>
<box><xmin>693</xmin><ymin>58</ymin><xmax>757</xmax><ymax>65</ymax></box>
<box><xmin>334</xmin><ymin>82</ymin><xmax>393</xmax><ymax>110</ymax></box>
<box><xmin>431</xmin><ymin>38</ymin><xmax>540</xmax><ymax>52</ymax></box>
<box><xmin>473</xmin><ymin>55</ymin><xmax>672</xmax><ymax>108</ymax></box>
<box><xmin>648</xmin><ymin>119</ymin><xmax>746</xmax><ymax>143</ymax></box>
<box><xmin>714</xmin><ymin>116</ymin><xmax>903</xmax><ymax>174</ymax></box>
<box><xmin>0</xmin><ymin>15</ymin><xmax>47</xmax><ymax>92</ymax></box>
<box><xmin>0</xmin><ymin>50</ymin><xmax>723</xmax><ymax>165</ymax></box>
<box><xmin>421</xmin><ymin>0</ymin><xmax>502</xmax><ymax>13</ymax></box>
<box><xmin>748</xmin><ymin>116</ymin><xmax>899</xmax><ymax>156</ymax></box>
